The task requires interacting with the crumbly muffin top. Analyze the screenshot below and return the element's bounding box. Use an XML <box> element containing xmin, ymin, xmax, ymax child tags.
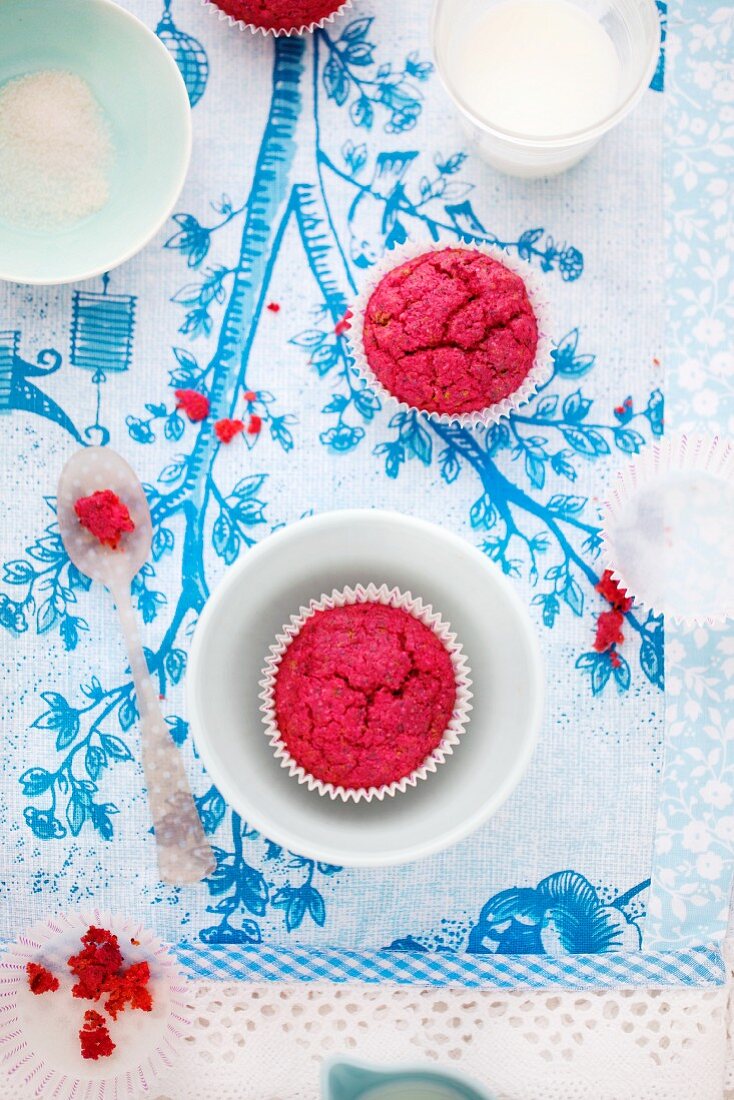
<box><xmin>362</xmin><ymin>248</ymin><xmax>538</xmax><ymax>414</ymax></box>
<box><xmin>273</xmin><ymin>602</ymin><xmax>457</xmax><ymax>790</ymax></box>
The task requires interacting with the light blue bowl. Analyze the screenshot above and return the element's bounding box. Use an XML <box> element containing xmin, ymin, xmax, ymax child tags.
<box><xmin>323</xmin><ymin>1060</ymin><xmax>496</xmax><ymax>1100</ymax></box>
<box><xmin>0</xmin><ymin>0</ymin><xmax>191</xmax><ymax>285</ymax></box>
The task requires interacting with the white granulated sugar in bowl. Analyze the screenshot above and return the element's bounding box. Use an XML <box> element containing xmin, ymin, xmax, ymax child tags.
<box><xmin>0</xmin><ymin>69</ymin><xmax>114</xmax><ymax>231</ymax></box>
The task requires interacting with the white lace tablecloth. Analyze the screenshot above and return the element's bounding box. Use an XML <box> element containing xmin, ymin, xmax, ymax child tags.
<box><xmin>20</xmin><ymin>949</ymin><xmax>731</xmax><ymax>1100</ymax></box>
<box><xmin>1</xmin><ymin>970</ymin><xmax>731</xmax><ymax>1100</ymax></box>
<box><xmin>152</xmin><ymin>969</ymin><xmax>733</xmax><ymax>1100</ymax></box>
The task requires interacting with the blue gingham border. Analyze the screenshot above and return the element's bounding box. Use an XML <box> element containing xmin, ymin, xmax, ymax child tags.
<box><xmin>173</xmin><ymin>943</ymin><xmax>726</xmax><ymax>989</ymax></box>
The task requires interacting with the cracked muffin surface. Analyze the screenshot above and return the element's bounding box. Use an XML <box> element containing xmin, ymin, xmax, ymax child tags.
<box><xmin>362</xmin><ymin>248</ymin><xmax>538</xmax><ymax>414</ymax></box>
<box><xmin>208</xmin><ymin>0</ymin><xmax>343</xmax><ymax>31</ymax></box>
<box><xmin>273</xmin><ymin>602</ymin><xmax>457</xmax><ymax>790</ymax></box>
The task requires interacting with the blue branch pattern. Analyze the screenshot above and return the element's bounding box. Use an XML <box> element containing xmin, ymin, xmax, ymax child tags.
<box><xmin>0</xmin><ymin>13</ymin><xmax>665</xmax><ymax>949</ymax></box>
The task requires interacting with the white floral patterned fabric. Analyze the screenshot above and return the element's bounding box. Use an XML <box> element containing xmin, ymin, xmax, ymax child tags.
<box><xmin>645</xmin><ymin>3</ymin><xmax>734</xmax><ymax>947</ymax></box>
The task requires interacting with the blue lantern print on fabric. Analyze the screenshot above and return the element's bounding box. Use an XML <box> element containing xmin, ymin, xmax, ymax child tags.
<box><xmin>467</xmin><ymin>872</ymin><xmax>648</xmax><ymax>955</ymax></box>
<box><xmin>0</xmin><ymin>330</ymin><xmax>15</xmax><ymax>412</ymax></box>
<box><xmin>156</xmin><ymin>0</ymin><xmax>210</xmax><ymax>108</ymax></box>
<box><xmin>70</xmin><ymin>273</ymin><xmax>137</xmax><ymax>445</ymax></box>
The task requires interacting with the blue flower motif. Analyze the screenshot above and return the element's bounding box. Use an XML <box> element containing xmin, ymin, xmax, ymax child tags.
<box><xmin>559</xmin><ymin>245</ymin><xmax>584</xmax><ymax>282</ymax></box>
<box><xmin>23</xmin><ymin>806</ymin><xmax>66</xmax><ymax>841</ymax></box>
<box><xmin>164</xmin><ymin>213</ymin><xmax>211</xmax><ymax>268</ymax></box>
<box><xmin>467</xmin><ymin>871</ymin><xmax>646</xmax><ymax>955</ymax></box>
<box><xmin>0</xmin><ymin>592</ymin><xmax>27</xmax><ymax>634</ymax></box>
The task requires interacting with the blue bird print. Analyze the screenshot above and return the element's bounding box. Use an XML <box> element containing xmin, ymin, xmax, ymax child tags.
<box><xmin>348</xmin><ymin>150</ymin><xmax>418</xmax><ymax>268</ymax></box>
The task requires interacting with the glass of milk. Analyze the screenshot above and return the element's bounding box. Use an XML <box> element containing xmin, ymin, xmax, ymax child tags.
<box><xmin>431</xmin><ymin>0</ymin><xmax>661</xmax><ymax>177</ymax></box>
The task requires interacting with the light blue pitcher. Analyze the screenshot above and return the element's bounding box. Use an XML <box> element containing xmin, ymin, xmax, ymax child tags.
<box><xmin>323</xmin><ymin>1059</ymin><xmax>496</xmax><ymax>1100</ymax></box>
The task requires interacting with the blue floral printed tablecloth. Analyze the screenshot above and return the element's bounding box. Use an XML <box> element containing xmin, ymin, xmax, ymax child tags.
<box><xmin>0</xmin><ymin>0</ymin><xmax>730</xmax><ymax>990</ymax></box>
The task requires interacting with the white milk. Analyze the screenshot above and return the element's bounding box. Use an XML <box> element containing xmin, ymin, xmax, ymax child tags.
<box><xmin>451</xmin><ymin>0</ymin><xmax>621</xmax><ymax>137</ymax></box>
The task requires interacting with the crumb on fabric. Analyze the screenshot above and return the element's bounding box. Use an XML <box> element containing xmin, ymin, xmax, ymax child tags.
<box><xmin>215</xmin><ymin>418</ymin><xmax>245</xmax><ymax>443</ymax></box>
<box><xmin>594</xmin><ymin>609</ymin><xmax>625</xmax><ymax>653</ymax></box>
<box><xmin>175</xmin><ymin>389</ymin><xmax>210</xmax><ymax>422</ymax></box>
<box><xmin>595</xmin><ymin>569</ymin><xmax>633</xmax><ymax>612</ymax></box>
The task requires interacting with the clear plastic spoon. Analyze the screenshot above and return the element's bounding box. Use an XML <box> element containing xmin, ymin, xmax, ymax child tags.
<box><xmin>57</xmin><ymin>446</ymin><xmax>215</xmax><ymax>884</ymax></box>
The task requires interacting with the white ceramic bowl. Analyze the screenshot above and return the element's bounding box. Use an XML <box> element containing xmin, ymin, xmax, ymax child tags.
<box><xmin>0</xmin><ymin>0</ymin><xmax>191</xmax><ymax>284</ymax></box>
<box><xmin>187</xmin><ymin>511</ymin><xmax>543</xmax><ymax>867</ymax></box>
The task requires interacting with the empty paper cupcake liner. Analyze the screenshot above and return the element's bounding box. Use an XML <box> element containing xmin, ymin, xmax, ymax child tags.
<box><xmin>347</xmin><ymin>240</ymin><xmax>554</xmax><ymax>430</ymax></box>
<box><xmin>0</xmin><ymin>909</ymin><xmax>189</xmax><ymax>1100</ymax></box>
<box><xmin>201</xmin><ymin>0</ymin><xmax>353</xmax><ymax>37</ymax></box>
<box><xmin>601</xmin><ymin>433</ymin><xmax>734</xmax><ymax>626</ymax></box>
<box><xmin>259</xmin><ymin>582</ymin><xmax>473</xmax><ymax>803</ymax></box>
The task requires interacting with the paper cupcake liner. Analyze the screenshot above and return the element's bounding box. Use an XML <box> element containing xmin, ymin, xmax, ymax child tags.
<box><xmin>0</xmin><ymin>909</ymin><xmax>190</xmax><ymax>1099</ymax></box>
<box><xmin>601</xmin><ymin>433</ymin><xmax>734</xmax><ymax>626</ymax></box>
<box><xmin>259</xmin><ymin>582</ymin><xmax>473</xmax><ymax>803</ymax></box>
<box><xmin>201</xmin><ymin>0</ymin><xmax>353</xmax><ymax>37</ymax></box>
<box><xmin>347</xmin><ymin>240</ymin><xmax>554</xmax><ymax>430</ymax></box>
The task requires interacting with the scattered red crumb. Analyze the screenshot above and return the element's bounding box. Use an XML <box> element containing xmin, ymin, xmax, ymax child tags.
<box><xmin>104</xmin><ymin>962</ymin><xmax>153</xmax><ymax>1020</ymax></box>
<box><xmin>609</xmin><ymin>651</ymin><xmax>622</xmax><ymax>669</ymax></box>
<box><xmin>362</xmin><ymin>248</ymin><xmax>538</xmax><ymax>415</ymax></box>
<box><xmin>594</xmin><ymin>609</ymin><xmax>625</xmax><ymax>653</ymax></box>
<box><xmin>215</xmin><ymin>418</ymin><xmax>245</xmax><ymax>444</ymax></box>
<box><xmin>68</xmin><ymin>926</ymin><xmax>123</xmax><ymax>1001</ymax></box>
<box><xmin>79</xmin><ymin>1010</ymin><xmax>115</xmax><ymax>1061</ymax></box>
<box><xmin>26</xmin><ymin>961</ymin><xmax>59</xmax><ymax>995</ymax></box>
<box><xmin>653</xmin><ymin>357</ymin><xmax>661</xmax><ymax>367</ymax></box>
<box><xmin>175</xmin><ymin>388</ymin><xmax>210</xmax><ymax>422</ymax></box>
<box><xmin>243</xmin><ymin>390</ymin><xmax>258</xmax><ymax>403</ymax></box>
<box><xmin>595</xmin><ymin>569</ymin><xmax>633</xmax><ymax>612</ymax></box>
<box><xmin>334</xmin><ymin>310</ymin><xmax>353</xmax><ymax>336</ymax></box>
<box><xmin>64</xmin><ymin>926</ymin><xmax>155</xmax><ymax>1060</ymax></box>
<box><xmin>274</xmin><ymin>602</ymin><xmax>457</xmax><ymax>790</ymax></box>
<box><xmin>266</xmin><ymin>302</ymin><xmax>281</xmax><ymax>313</ymax></box>
<box><xmin>74</xmin><ymin>490</ymin><xmax>135</xmax><ymax>551</ymax></box>
<box><xmin>247</xmin><ymin>414</ymin><xmax>262</xmax><ymax>435</ymax></box>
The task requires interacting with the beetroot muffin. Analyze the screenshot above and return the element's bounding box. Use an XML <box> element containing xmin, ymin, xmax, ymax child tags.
<box><xmin>360</xmin><ymin>247</ymin><xmax>539</xmax><ymax>416</ymax></box>
<box><xmin>208</xmin><ymin>0</ymin><xmax>348</xmax><ymax>32</ymax></box>
<box><xmin>272</xmin><ymin>601</ymin><xmax>459</xmax><ymax>792</ymax></box>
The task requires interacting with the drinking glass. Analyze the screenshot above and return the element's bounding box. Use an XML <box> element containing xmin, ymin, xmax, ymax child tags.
<box><xmin>431</xmin><ymin>0</ymin><xmax>661</xmax><ymax>177</ymax></box>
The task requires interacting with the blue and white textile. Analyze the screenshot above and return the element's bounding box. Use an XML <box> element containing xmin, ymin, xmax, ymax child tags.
<box><xmin>0</xmin><ymin>0</ymin><xmax>730</xmax><ymax>988</ymax></box>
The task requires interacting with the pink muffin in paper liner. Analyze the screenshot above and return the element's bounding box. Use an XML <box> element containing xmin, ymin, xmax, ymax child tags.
<box><xmin>259</xmin><ymin>583</ymin><xmax>473</xmax><ymax>802</ymax></box>
<box><xmin>0</xmin><ymin>910</ymin><xmax>189</xmax><ymax>1100</ymax></box>
<box><xmin>348</xmin><ymin>242</ymin><xmax>552</xmax><ymax>428</ymax></box>
<box><xmin>202</xmin><ymin>0</ymin><xmax>352</xmax><ymax>36</ymax></box>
